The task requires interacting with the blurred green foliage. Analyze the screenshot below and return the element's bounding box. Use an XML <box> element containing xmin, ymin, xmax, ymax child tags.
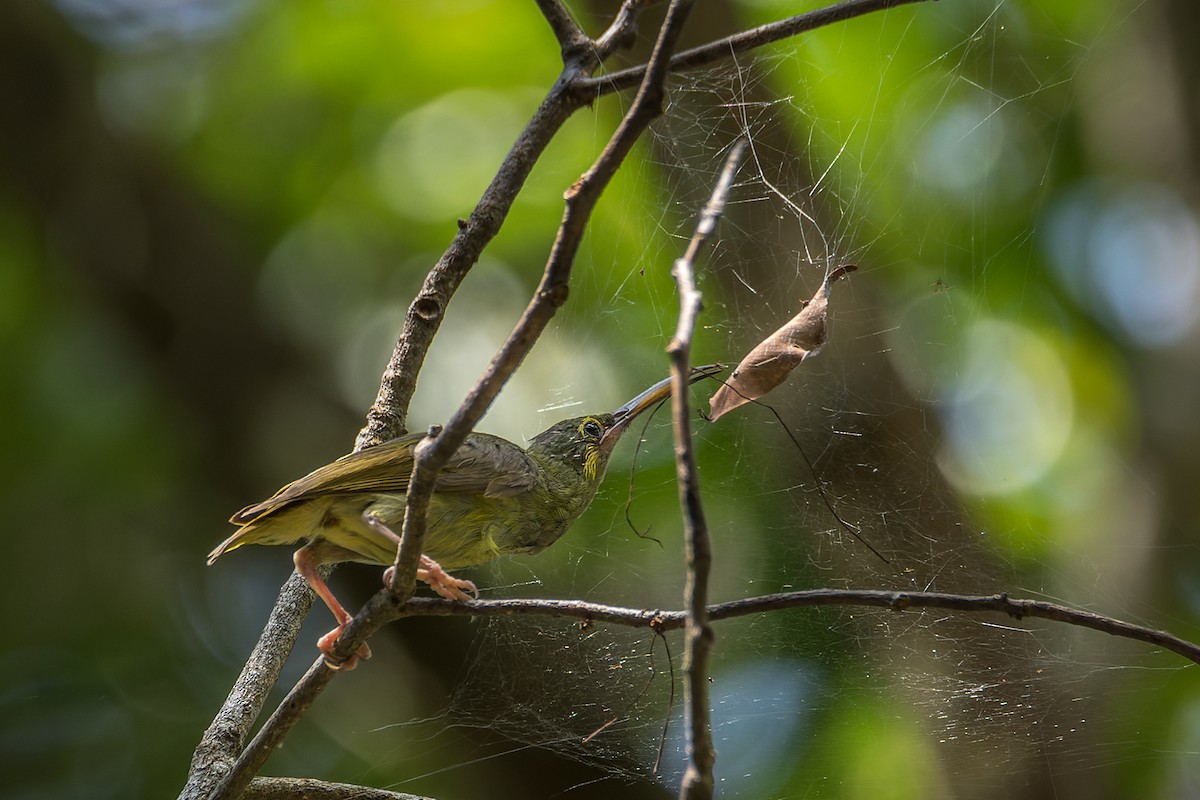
<box><xmin>3</xmin><ymin>0</ymin><xmax>1199</xmax><ymax>798</ymax></box>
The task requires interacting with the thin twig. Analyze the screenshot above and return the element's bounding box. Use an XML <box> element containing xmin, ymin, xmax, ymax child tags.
<box><xmin>352</xmin><ymin>90</ymin><xmax>587</xmax><ymax>452</ymax></box>
<box><xmin>386</xmin><ymin>591</ymin><xmax>1200</xmax><ymax>667</ymax></box>
<box><xmin>533</xmin><ymin>0</ymin><xmax>591</xmax><ymax>62</ymax></box>
<box><xmin>667</xmin><ymin>138</ymin><xmax>747</xmax><ymax>800</ymax></box>
<box><xmin>583</xmin><ymin>0</ymin><xmax>935</xmax><ymax>98</ymax></box>
<box><xmin>592</xmin><ymin>0</ymin><xmax>658</xmax><ymax>61</ymax></box>
<box><xmin>214</xmin><ymin>587</ymin><xmax>1200</xmax><ymax>793</ymax></box>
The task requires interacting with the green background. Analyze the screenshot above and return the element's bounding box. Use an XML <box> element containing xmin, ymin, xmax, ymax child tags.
<box><xmin>4</xmin><ymin>0</ymin><xmax>1200</xmax><ymax>798</ymax></box>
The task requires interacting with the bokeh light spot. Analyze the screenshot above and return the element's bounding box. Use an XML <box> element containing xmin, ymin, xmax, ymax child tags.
<box><xmin>1044</xmin><ymin>180</ymin><xmax>1200</xmax><ymax>348</ymax></box>
<box><xmin>937</xmin><ymin>319</ymin><xmax>1074</xmax><ymax>495</ymax></box>
<box><xmin>374</xmin><ymin>89</ymin><xmax>529</xmax><ymax>221</ymax></box>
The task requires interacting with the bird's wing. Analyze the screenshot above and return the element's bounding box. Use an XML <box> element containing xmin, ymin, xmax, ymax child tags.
<box><xmin>230</xmin><ymin>433</ymin><xmax>423</xmax><ymax>524</ymax></box>
<box><xmin>431</xmin><ymin>433</ymin><xmax>539</xmax><ymax>499</ymax></box>
<box><xmin>230</xmin><ymin>432</ymin><xmax>536</xmax><ymax>524</ymax></box>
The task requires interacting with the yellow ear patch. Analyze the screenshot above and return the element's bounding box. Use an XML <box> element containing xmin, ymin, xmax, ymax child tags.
<box><xmin>577</xmin><ymin>416</ymin><xmax>605</xmax><ymax>481</ymax></box>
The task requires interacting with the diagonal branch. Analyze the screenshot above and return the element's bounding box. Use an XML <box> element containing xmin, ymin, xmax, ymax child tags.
<box><xmin>353</xmin><ymin>87</ymin><xmax>586</xmax><ymax>453</ymax></box>
<box><xmin>593</xmin><ymin>0</ymin><xmax>659</xmax><ymax>62</ymax></box>
<box><xmin>183</xmin><ymin>85</ymin><xmax>585</xmax><ymax>800</ymax></box>
<box><xmin>184</xmin><ymin>6</ymin><xmax>659</xmax><ymax>796</ymax></box>
<box><xmin>667</xmin><ymin>138</ymin><xmax>748</xmax><ymax>800</ymax></box>
<box><xmin>533</xmin><ymin>0</ymin><xmax>591</xmax><ymax>61</ymax></box>
<box><xmin>184</xmin><ymin>42</ymin><xmax>594</xmax><ymax>800</ymax></box>
<box><xmin>179</xmin><ymin>571</ymin><xmax>319</xmax><ymax>800</ymax></box>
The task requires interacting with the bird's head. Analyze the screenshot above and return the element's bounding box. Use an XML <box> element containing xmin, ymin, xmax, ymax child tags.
<box><xmin>527</xmin><ymin>364</ymin><xmax>724</xmax><ymax>482</ymax></box>
<box><xmin>527</xmin><ymin>413</ymin><xmax>617</xmax><ymax>482</ymax></box>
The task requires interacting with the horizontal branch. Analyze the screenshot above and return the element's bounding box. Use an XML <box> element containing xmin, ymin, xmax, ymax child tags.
<box><xmin>390</xmin><ymin>589</ymin><xmax>1200</xmax><ymax>666</ymax></box>
<box><xmin>215</xmin><ymin>584</ymin><xmax>1196</xmax><ymax>799</ymax></box>
<box><xmin>582</xmin><ymin>0</ymin><xmax>935</xmax><ymax>98</ymax></box>
<box><xmin>245</xmin><ymin>776</ymin><xmax>431</xmax><ymax>800</ymax></box>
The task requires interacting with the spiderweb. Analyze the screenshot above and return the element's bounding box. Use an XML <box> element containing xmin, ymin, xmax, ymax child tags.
<box><xmin>326</xmin><ymin>2</ymin><xmax>1197</xmax><ymax>798</ymax></box>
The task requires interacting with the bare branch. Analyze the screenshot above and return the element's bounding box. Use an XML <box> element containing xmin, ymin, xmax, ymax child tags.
<box><xmin>533</xmin><ymin>0</ymin><xmax>590</xmax><ymax>61</ymax></box>
<box><xmin>352</xmin><ymin>88</ymin><xmax>585</xmax><ymax>452</ymax></box>
<box><xmin>185</xmin><ymin>5</ymin><xmax>649</xmax><ymax>790</ymax></box>
<box><xmin>208</xmin><ymin>658</ymin><xmax>336</xmax><ymax>800</ymax></box>
<box><xmin>592</xmin><ymin>0</ymin><xmax>658</xmax><ymax>61</ymax></box>
<box><xmin>245</xmin><ymin>776</ymin><xmax>432</xmax><ymax>800</ymax></box>
<box><xmin>667</xmin><ymin>138</ymin><xmax>747</xmax><ymax>800</ymax></box>
<box><xmin>184</xmin><ymin>83</ymin><xmax>586</xmax><ymax>800</ymax></box>
<box><xmin>178</xmin><ymin>570</ymin><xmax>320</xmax><ymax>800</ymax></box>
<box><xmin>583</xmin><ymin>0</ymin><xmax>936</xmax><ymax>99</ymax></box>
<box><xmin>209</xmin><ymin>580</ymin><xmax>1200</xmax><ymax>800</ymax></box>
<box><xmin>387</xmin><ymin>591</ymin><xmax>1200</xmax><ymax>667</ymax></box>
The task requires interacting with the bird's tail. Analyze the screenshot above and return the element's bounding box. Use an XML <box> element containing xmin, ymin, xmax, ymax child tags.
<box><xmin>206</xmin><ymin>528</ymin><xmax>250</xmax><ymax>565</ymax></box>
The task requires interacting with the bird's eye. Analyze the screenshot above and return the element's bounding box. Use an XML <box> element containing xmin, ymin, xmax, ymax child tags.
<box><xmin>582</xmin><ymin>420</ymin><xmax>602</xmax><ymax>439</ymax></box>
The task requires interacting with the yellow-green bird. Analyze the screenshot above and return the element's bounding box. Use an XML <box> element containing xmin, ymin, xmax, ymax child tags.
<box><xmin>208</xmin><ymin>365</ymin><xmax>721</xmax><ymax>665</ymax></box>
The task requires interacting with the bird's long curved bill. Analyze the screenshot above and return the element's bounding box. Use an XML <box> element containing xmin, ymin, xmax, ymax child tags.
<box><xmin>605</xmin><ymin>363</ymin><xmax>724</xmax><ymax>443</ymax></box>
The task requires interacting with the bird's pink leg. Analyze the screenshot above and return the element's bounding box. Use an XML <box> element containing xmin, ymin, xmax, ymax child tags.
<box><xmin>293</xmin><ymin>545</ymin><xmax>371</xmax><ymax>670</ymax></box>
<box><xmin>364</xmin><ymin>514</ymin><xmax>478</xmax><ymax>601</ymax></box>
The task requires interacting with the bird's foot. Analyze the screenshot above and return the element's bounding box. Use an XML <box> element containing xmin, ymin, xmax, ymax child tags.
<box><xmin>418</xmin><ymin>555</ymin><xmax>478</xmax><ymax>601</ymax></box>
<box><xmin>317</xmin><ymin>623</ymin><xmax>372</xmax><ymax>671</ymax></box>
<box><xmin>383</xmin><ymin>558</ymin><xmax>478</xmax><ymax>601</ymax></box>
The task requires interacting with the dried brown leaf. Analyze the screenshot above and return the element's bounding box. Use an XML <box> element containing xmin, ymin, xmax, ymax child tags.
<box><xmin>708</xmin><ymin>265</ymin><xmax>856</xmax><ymax>421</ymax></box>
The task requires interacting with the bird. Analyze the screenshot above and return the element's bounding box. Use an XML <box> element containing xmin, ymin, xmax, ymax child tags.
<box><xmin>208</xmin><ymin>365</ymin><xmax>722</xmax><ymax>667</ymax></box>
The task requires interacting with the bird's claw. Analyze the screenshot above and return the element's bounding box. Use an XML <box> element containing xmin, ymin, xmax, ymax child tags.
<box><xmin>418</xmin><ymin>555</ymin><xmax>478</xmax><ymax>601</ymax></box>
<box><xmin>317</xmin><ymin>623</ymin><xmax>372</xmax><ymax>671</ymax></box>
<box><xmin>383</xmin><ymin>557</ymin><xmax>477</xmax><ymax>601</ymax></box>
